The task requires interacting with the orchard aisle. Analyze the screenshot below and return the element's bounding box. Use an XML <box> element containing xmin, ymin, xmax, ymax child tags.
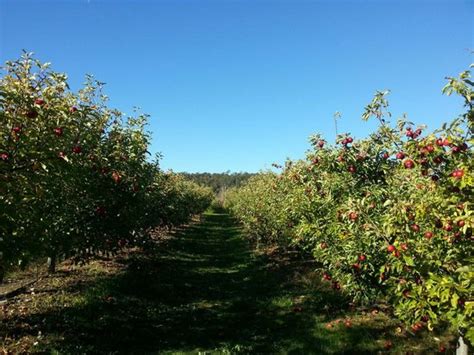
<box><xmin>2</xmin><ymin>211</ymin><xmax>446</xmax><ymax>354</ymax></box>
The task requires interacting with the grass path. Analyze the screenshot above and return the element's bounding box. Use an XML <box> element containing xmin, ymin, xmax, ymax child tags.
<box><xmin>2</xmin><ymin>211</ymin><xmax>449</xmax><ymax>354</ymax></box>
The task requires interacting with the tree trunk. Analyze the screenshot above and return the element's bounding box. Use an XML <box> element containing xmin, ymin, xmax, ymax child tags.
<box><xmin>456</xmin><ymin>336</ymin><xmax>469</xmax><ymax>355</ymax></box>
<box><xmin>47</xmin><ymin>253</ymin><xmax>57</xmax><ymax>274</ymax></box>
<box><xmin>0</xmin><ymin>264</ymin><xmax>5</xmax><ymax>284</ymax></box>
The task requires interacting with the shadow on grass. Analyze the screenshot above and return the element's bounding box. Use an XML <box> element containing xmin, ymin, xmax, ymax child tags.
<box><xmin>3</xmin><ymin>211</ymin><xmax>393</xmax><ymax>354</ymax></box>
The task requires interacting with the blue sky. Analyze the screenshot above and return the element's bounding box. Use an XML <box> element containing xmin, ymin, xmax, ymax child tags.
<box><xmin>1</xmin><ymin>0</ymin><xmax>473</xmax><ymax>172</ymax></box>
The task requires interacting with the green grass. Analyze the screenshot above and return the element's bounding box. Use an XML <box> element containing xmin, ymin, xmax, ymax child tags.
<box><xmin>1</xmin><ymin>210</ymin><xmax>454</xmax><ymax>354</ymax></box>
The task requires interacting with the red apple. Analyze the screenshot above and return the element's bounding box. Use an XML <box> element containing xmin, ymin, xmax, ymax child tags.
<box><xmin>348</xmin><ymin>165</ymin><xmax>356</xmax><ymax>173</ymax></box>
<box><xmin>424</xmin><ymin>231</ymin><xmax>433</xmax><ymax>239</ymax></box>
<box><xmin>444</xmin><ymin>224</ymin><xmax>453</xmax><ymax>232</ymax></box>
<box><xmin>404</xmin><ymin>159</ymin><xmax>415</xmax><ymax>169</ymax></box>
<box><xmin>396</xmin><ymin>152</ymin><xmax>405</xmax><ymax>160</ymax></box>
<box><xmin>451</xmin><ymin>169</ymin><xmax>464</xmax><ymax>179</ymax></box>
<box><xmin>34</xmin><ymin>98</ymin><xmax>45</xmax><ymax>106</ymax></box>
<box><xmin>26</xmin><ymin>109</ymin><xmax>38</xmax><ymax>118</ymax></box>
<box><xmin>387</xmin><ymin>245</ymin><xmax>396</xmax><ymax>253</ymax></box>
<box><xmin>112</xmin><ymin>171</ymin><xmax>122</xmax><ymax>184</ymax></box>
<box><xmin>72</xmin><ymin>145</ymin><xmax>82</xmax><ymax>154</ymax></box>
<box><xmin>53</xmin><ymin>127</ymin><xmax>63</xmax><ymax>136</ymax></box>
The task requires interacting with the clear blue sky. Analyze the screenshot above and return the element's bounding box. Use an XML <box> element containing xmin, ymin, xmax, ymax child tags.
<box><xmin>1</xmin><ymin>0</ymin><xmax>473</xmax><ymax>172</ymax></box>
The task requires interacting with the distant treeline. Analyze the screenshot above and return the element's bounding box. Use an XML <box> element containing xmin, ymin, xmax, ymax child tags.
<box><xmin>180</xmin><ymin>172</ymin><xmax>255</xmax><ymax>194</ymax></box>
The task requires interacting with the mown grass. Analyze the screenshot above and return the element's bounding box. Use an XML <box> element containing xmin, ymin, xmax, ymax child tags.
<box><xmin>1</xmin><ymin>210</ymin><xmax>455</xmax><ymax>354</ymax></box>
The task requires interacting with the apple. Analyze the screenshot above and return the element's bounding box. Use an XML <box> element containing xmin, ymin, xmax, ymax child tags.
<box><xmin>400</xmin><ymin>243</ymin><xmax>408</xmax><ymax>251</ymax></box>
<box><xmin>426</xmin><ymin>144</ymin><xmax>434</xmax><ymax>153</ymax></box>
<box><xmin>317</xmin><ymin>140</ymin><xmax>325</xmax><ymax>148</ymax></box>
<box><xmin>424</xmin><ymin>231</ymin><xmax>433</xmax><ymax>239</ymax></box>
<box><xmin>26</xmin><ymin>109</ymin><xmax>38</xmax><ymax>118</ymax></box>
<box><xmin>382</xmin><ymin>152</ymin><xmax>390</xmax><ymax>159</ymax></box>
<box><xmin>72</xmin><ymin>145</ymin><xmax>82</xmax><ymax>154</ymax></box>
<box><xmin>12</xmin><ymin>126</ymin><xmax>21</xmax><ymax>133</ymax></box>
<box><xmin>346</xmin><ymin>137</ymin><xmax>353</xmax><ymax>143</ymax></box>
<box><xmin>387</xmin><ymin>245</ymin><xmax>396</xmax><ymax>253</ymax></box>
<box><xmin>348</xmin><ymin>165</ymin><xmax>356</xmax><ymax>173</ymax></box>
<box><xmin>411</xmin><ymin>224</ymin><xmax>420</xmax><ymax>232</ymax></box>
<box><xmin>444</xmin><ymin>224</ymin><xmax>453</xmax><ymax>232</ymax></box>
<box><xmin>404</xmin><ymin>159</ymin><xmax>415</xmax><ymax>169</ymax></box>
<box><xmin>70</xmin><ymin>106</ymin><xmax>78</xmax><ymax>113</ymax></box>
<box><xmin>396</xmin><ymin>152</ymin><xmax>405</xmax><ymax>160</ymax></box>
<box><xmin>112</xmin><ymin>171</ymin><xmax>122</xmax><ymax>184</ymax></box>
<box><xmin>34</xmin><ymin>98</ymin><xmax>45</xmax><ymax>106</ymax></box>
<box><xmin>358</xmin><ymin>254</ymin><xmax>366</xmax><ymax>261</ymax></box>
<box><xmin>451</xmin><ymin>169</ymin><xmax>464</xmax><ymax>179</ymax></box>
<box><xmin>411</xmin><ymin>323</ymin><xmax>423</xmax><ymax>332</ymax></box>
<box><xmin>349</xmin><ymin>212</ymin><xmax>358</xmax><ymax>221</ymax></box>
<box><xmin>457</xmin><ymin>220</ymin><xmax>465</xmax><ymax>227</ymax></box>
<box><xmin>0</xmin><ymin>152</ymin><xmax>9</xmax><ymax>161</ymax></box>
<box><xmin>53</xmin><ymin>127</ymin><xmax>63</xmax><ymax>136</ymax></box>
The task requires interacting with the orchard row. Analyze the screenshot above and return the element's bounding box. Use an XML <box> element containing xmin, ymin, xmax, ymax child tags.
<box><xmin>0</xmin><ymin>54</ymin><xmax>213</xmax><ymax>280</ymax></box>
<box><xmin>226</xmin><ymin>66</ymin><xmax>473</xmax><ymax>344</ymax></box>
